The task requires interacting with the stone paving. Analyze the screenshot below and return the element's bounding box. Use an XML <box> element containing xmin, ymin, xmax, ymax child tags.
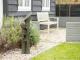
<box><xmin>0</xmin><ymin>28</ymin><xmax>66</xmax><ymax>60</ymax></box>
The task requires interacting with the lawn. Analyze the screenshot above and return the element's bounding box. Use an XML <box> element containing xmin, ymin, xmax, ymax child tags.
<box><xmin>32</xmin><ymin>43</ymin><xmax>80</xmax><ymax>60</ymax></box>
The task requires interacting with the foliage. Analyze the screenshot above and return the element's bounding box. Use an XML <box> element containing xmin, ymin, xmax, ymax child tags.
<box><xmin>30</xmin><ymin>21</ymin><xmax>40</xmax><ymax>46</ymax></box>
<box><xmin>0</xmin><ymin>17</ymin><xmax>40</xmax><ymax>51</ymax></box>
<box><xmin>1</xmin><ymin>17</ymin><xmax>21</xmax><ymax>45</ymax></box>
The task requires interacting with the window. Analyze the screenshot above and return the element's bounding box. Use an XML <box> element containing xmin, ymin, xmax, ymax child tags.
<box><xmin>18</xmin><ymin>0</ymin><xmax>31</xmax><ymax>11</ymax></box>
<box><xmin>42</xmin><ymin>0</ymin><xmax>50</xmax><ymax>11</ymax></box>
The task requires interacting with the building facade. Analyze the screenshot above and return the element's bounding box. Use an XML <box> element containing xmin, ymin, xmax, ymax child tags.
<box><xmin>2</xmin><ymin>0</ymin><xmax>80</xmax><ymax>28</ymax></box>
<box><xmin>3</xmin><ymin>0</ymin><xmax>55</xmax><ymax>21</ymax></box>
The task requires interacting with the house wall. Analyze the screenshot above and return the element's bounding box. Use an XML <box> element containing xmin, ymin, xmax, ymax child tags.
<box><xmin>4</xmin><ymin>0</ymin><xmax>55</xmax><ymax>20</ymax></box>
<box><xmin>32</xmin><ymin>0</ymin><xmax>55</xmax><ymax>20</ymax></box>
<box><xmin>6</xmin><ymin>0</ymin><xmax>31</xmax><ymax>17</ymax></box>
<box><xmin>59</xmin><ymin>17</ymin><xmax>80</xmax><ymax>28</ymax></box>
<box><xmin>3</xmin><ymin>0</ymin><xmax>80</xmax><ymax>28</ymax></box>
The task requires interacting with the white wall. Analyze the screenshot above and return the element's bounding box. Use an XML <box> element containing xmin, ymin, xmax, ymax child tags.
<box><xmin>0</xmin><ymin>0</ymin><xmax>3</xmax><ymax>30</ymax></box>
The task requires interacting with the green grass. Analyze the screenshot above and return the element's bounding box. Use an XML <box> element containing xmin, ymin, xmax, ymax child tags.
<box><xmin>32</xmin><ymin>43</ymin><xmax>80</xmax><ymax>60</ymax></box>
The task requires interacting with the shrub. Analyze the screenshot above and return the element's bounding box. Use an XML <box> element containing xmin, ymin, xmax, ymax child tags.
<box><xmin>30</xmin><ymin>21</ymin><xmax>40</xmax><ymax>46</ymax></box>
<box><xmin>1</xmin><ymin>17</ymin><xmax>21</xmax><ymax>50</ymax></box>
<box><xmin>0</xmin><ymin>16</ymin><xmax>40</xmax><ymax>52</ymax></box>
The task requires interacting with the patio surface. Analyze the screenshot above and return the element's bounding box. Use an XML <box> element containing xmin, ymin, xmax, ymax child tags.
<box><xmin>31</xmin><ymin>28</ymin><xmax>66</xmax><ymax>57</ymax></box>
<box><xmin>40</xmin><ymin>28</ymin><xmax>66</xmax><ymax>42</ymax></box>
<box><xmin>0</xmin><ymin>28</ymin><xmax>66</xmax><ymax>60</ymax></box>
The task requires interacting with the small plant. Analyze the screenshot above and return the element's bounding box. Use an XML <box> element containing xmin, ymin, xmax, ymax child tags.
<box><xmin>30</xmin><ymin>21</ymin><xmax>40</xmax><ymax>46</ymax></box>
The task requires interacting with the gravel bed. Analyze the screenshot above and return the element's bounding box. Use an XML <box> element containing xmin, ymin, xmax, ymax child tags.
<box><xmin>0</xmin><ymin>42</ymin><xmax>61</xmax><ymax>60</ymax></box>
<box><xmin>0</xmin><ymin>28</ymin><xmax>66</xmax><ymax>60</ymax></box>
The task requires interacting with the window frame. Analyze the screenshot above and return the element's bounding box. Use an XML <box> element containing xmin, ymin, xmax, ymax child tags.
<box><xmin>42</xmin><ymin>0</ymin><xmax>50</xmax><ymax>11</ymax></box>
<box><xmin>18</xmin><ymin>0</ymin><xmax>31</xmax><ymax>11</ymax></box>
